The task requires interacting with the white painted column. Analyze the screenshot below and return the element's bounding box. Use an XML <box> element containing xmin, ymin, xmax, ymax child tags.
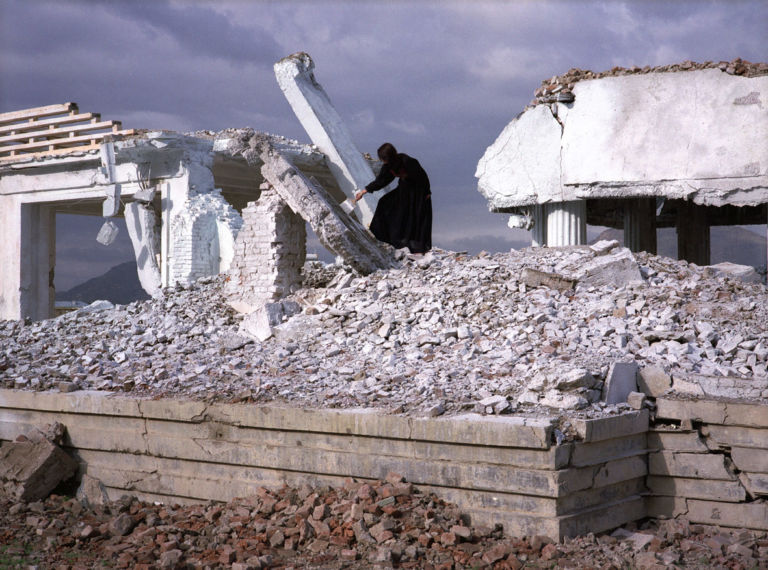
<box><xmin>274</xmin><ymin>52</ymin><xmax>378</xmax><ymax>226</ymax></box>
<box><xmin>543</xmin><ymin>200</ymin><xmax>586</xmax><ymax>247</ymax></box>
<box><xmin>0</xmin><ymin>195</ymin><xmax>22</xmax><ymax>320</ymax></box>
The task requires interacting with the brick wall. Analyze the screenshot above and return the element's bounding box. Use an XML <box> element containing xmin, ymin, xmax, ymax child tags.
<box><xmin>225</xmin><ymin>187</ymin><xmax>306</xmax><ymax>307</ymax></box>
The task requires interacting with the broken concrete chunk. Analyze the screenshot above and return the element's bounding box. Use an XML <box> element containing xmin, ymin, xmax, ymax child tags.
<box><xmin>274</xmin><ymin>52</ymin><xmax>379</xmax><ymax>227</ymax></box>
<box><xmin>247</xmin><ymin>145</ymin><xmax>396</xmax><ymax>275</ymax></box>
<box><xmin>589</xmin><ymin>239</ymin><xmax>620</xmax><ymax>256</ymax></box>
<box><xmin>637</xmin><ymin>366</ymin><xmax>672</xmax><ymax>397</ymax></box>
<box><xmin>77</xmin><ymin>474</ymin><xmax>110</xmax><ymax>508</ymax></box>
<box><xmin>132</xmin><ymin>187</ymin><xmax>157</xmax><ymax>204</ymax></box>
<box><xmin>95</xmin><ymin>219</ymin><xmax>119</xmax><ymax>246</ymax></box>
<box><xmin>626</xmin><ymin>391</ymin><xmax>647</xmax><ymax>410</ymax></box>
<box><xmin>554</xmin><ymin>368</ymin><xmax>595</xmax><ymax>391</ymax></box>
<box><xmin>240</xmin><ymin>301</ymin><xmax>301</xmax><ymax>342</ymax></box>
<box><xmin>602</xmin><ymin>361</ymin><xmax>639</xmax><ymax>404</ymax></box>
<box><xmin>0</xmin><ymin>431</ymin><xmax>78</xmax><ymax>501</ymax></box>
<box><xmin>521</xmin><ymin>268</ymin><xmax>576</xmax><ymax>292</ymax></box>
<box><xmin>124</xmin><ymin>201</ymin><xmax>162</xmax><ymax>297</ymax></box>
<box><xmin>574</xmin><ymin>247</ymin><xmax>645</xmax><ymax>289</ymax></box>
<box><xmin>706</xmin><ymin>261</ymin><xmax>762</xmax><ymax>284</ymax></box>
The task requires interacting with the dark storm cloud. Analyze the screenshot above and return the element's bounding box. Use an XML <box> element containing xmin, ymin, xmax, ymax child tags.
<box><xmin>1</xmin><ymin>1</ymin><xmax>766</xmax><ymax>290</ymax></box>
<box><xmin>106</xmin><ymin>0</ymin><xmax>281</xmax><ymax>64</ymax></box>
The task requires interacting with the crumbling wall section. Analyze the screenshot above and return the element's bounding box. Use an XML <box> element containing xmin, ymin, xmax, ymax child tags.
<box><xmin>225</xmin><ymin>187</ymin><xmax>306</xmax><ymax>309</ymax></box>
<box><xmin>477</xmin><ymin>66</ymin><xmax>768</xmax><ymax>210</ymax></box>
<box><xmin>647</xmin><ymin>396</ymin><xmax>768</xmax><ymax>531</ymax></box>
<box><xmin>170</xmin><ymin>190</ymin><xmax>243</xmax><ymax>285</ymax></box>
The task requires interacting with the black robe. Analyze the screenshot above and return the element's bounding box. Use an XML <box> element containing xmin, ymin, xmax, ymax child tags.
<box><xmin>365</xmin><ymin>153</ymin><xmax>432</xmax><ymax>254</ymax></box>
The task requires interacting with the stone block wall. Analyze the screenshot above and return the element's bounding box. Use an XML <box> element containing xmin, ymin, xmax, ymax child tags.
<box><xmin>647</xmin><ymin>397</ymin><xmax>768</xmax><ymax>530</ymax></box>
<box><xmin>2</xmin><ymin>389</ymin><xmax>768</xmax><ymax>538</ymax></box>
<box><xmin>170</xmin><ymin>190</ymin><xmax>243</xmax><ymax>285</ymax></box>
<box><xmin>0</xmin><ymin>390</ymin><xmax>647</xmax><ymax>540</ymax></box>
<box><xmin>225</xmin><ymin>187</ymin><xmax>306</xmax><ymax>307</ymax></box>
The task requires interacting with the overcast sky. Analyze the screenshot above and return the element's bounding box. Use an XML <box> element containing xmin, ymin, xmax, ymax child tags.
<box><xmin>2</xmin><ymin>0</ymin><xmax>767</xmax><ymax>289</ymax></box>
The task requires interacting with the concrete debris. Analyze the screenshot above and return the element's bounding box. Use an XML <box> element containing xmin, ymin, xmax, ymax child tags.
<box><xmin>603</xmin><ymin>361</ymin><xmax>640</xmax><ymax>405</ymax></box>
<box><xmin>0</xmin><ymin>477</ymin><xmax>765</xmax><ymax>568</ymax></box>
<box><xmin>1</xmin><ymin>247</ymin><xmax>767</xmax><ymax>421</ymax></box>
<box><xmin>236</xmin><ymin>136</ymin><xmax>396</xmax><ymax>276</ymax></box>
<box><xmin>76</xmin><ymin>474</ymin><xmax>110</xmax><ymax>509</ymax></box>
<box><xmin>529</xmin><ymin>58</ymin><xmax>768</xmax><ymax>108</ymax></box>
<box><xmin>240</xmin><ymin>301</ymin><xmax>301</xmax><ymax>342</ymax></box>
<box><xmin>124</xmin><ymin>201</ymin><xmax>162</xmax><ymax>297</ymax></box>
<box><xmin>0</xmin><ymin>424</ymin><xmax>77</xmax><ymax>502</ymax></box>
<box><xmin>637</xmin><ymin>365</ymin><xmax>673</xmax><ymax>397</ymax></box>
<box><xmin>706</xmin><ymin>261</ymin><xmax>763</xmax><ymax>284</ymax></box>
<box><xmin>95</xmin><ymin>220</ymin><xmax>119</xmax><ymax>246</ymax></box>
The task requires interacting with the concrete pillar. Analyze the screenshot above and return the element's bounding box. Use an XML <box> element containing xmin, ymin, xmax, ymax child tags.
<box><xmin>623</xmin><ymin>198</ymin><xmax>657</xmax><ymax>254</ymax></box>
<box><xmin>19</xmin><ymin>203</ymin><xmax>55</xmax><ymax>320</ymax></box>
<box><xmin>543</xmin><ymin>200</ymin><xmax>587</xmax><ymax>247</ymax></box>
<box><xmin>124</xmin><ymin>202</ymin><xmax>162</xmax><ymax>297</ymax></box>
<box><xmin>676</xmin><ymin>201</ymin><xmax>710</xmax><ymax>266</ymax></box>
<box><xmin>274</xmin><ymin>52</ymin><xmax>378</xmax><ymax>227</ymax></box>
<box><xmin>529</xmin><ymin>205</ymin><xmax>545</xmax><ymax>247</ymax></box>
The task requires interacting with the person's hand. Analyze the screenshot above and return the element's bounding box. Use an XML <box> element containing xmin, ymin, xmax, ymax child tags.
<box><xmin>354</xmin><ymin>189</ymin><xmax>367</xmax><ymax>202</ymax></box>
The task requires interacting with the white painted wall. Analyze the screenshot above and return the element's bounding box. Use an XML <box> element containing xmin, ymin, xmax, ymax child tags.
<box><xmin>477</xmin><ymin>69</ymin><xmax>768</xmax><ymax>211</ymax></box>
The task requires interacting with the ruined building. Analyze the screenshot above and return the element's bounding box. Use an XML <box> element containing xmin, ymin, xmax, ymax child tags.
<box><xmin>476</xmin><ymin>60</ymin><xmax>768</xmax><ymax>267</ymax></box>
<box><xmin>0</xmin><ymin>53</ymin><xmax>395</xmax><ymax>322</ymax></box>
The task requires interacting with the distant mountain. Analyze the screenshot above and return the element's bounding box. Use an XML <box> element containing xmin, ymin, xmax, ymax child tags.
<box><xmin>592</xmin><ymin>226</ymin><xmax>767</xmax><ymax>268</ymax></box>
<box><xmin>55</xmin><ymin>261</ymin><xmax>150</xmax><ymax>305</ymax></box>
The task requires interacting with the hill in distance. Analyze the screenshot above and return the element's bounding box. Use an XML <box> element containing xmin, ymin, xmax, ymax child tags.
<box><xmin>55</xmin><ymin>261</ymin><xmax>150</xmax><ymax>305</ymax></box>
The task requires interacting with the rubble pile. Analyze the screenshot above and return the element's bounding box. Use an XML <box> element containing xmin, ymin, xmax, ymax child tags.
<box><xmin>1</xmin><ymin>245</ymin><xmax>766</xmax><ymax>420</ymax></box>
<box><xmin>530</xmin><ymin>58</ymin><xmax>768</xmax><ymax>106</ymax></box>
<box><xmin>0</xmin><ymin>476</ymin><xmax>764</xmax><ymax>569</ymax></box>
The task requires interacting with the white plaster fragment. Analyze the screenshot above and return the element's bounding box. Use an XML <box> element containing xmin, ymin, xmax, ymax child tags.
<box><xmin>124</xmin><ymin>202</ymin><xmax>162</xmax><ymax>297</ymax></box>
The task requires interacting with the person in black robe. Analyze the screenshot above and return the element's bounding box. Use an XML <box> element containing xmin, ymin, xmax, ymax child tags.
<box><xmin>355</xmin><ymin>143</ymin><xmax>432</xmax><ymax>254</ymax></box>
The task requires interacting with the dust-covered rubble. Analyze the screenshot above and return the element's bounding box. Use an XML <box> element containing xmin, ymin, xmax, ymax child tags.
<box><xmin>529</xmin><ymin>57</ymin><xmax>768</xmax><ymax>107</ymax></box>
<box><xmin>1</xmin><ymin>476</ymin><xmax>765</xmax><ymax>569</ymax></box>
<box><xmin>1</xmin><ymin>244</ymin><xmax>766</xmax><ymax>424</ymax></box>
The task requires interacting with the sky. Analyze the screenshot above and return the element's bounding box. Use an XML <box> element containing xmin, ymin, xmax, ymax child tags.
<box><xmin>1</xmin><ymin>0</ymin><xmax>767</xmax><ymax>290</ymax></box>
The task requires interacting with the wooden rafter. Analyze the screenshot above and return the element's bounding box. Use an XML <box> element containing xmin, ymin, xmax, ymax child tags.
<box><xmin>0</xmin><ymin>102</ymin><xmax>135</xmax><ymax>162</ymax></box>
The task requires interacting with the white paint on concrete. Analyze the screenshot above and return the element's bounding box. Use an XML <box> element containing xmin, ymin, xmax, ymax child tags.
<box><xmin>476</xmin><ymin>104</ymin><xmax>564</xmax><ymax>209</ymax></box>
<box><xmin>544</xmin><ymin>200</ymin><xmax>586</xmax><ymax>247</ymax></box>
<box><xmin>563</xmin><ymin>70</ymin><xmax>768</xmax><ymax>196</ymax></box>
<box><xmin>477</xmin><ymin>69</ymin><xmax>768</xmax><ymax>212</ymax></box>
<box><xmin>124</xmin><ymin>202</ymin><xmax>162</xmax><ymax>297</ymax></box>
<box><xmin>169</xmin><ymin>190</ymin><xmax>243</xmax><ymax>286</ymax></box>
<box><xmin>274</xmin><ymin>52</ymin><xmax>379</xmax><ymax>226</ymax></box>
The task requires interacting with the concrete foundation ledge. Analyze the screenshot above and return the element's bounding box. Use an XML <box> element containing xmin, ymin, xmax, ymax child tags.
<box><xmin>0</xmin><ymin>389</ymin><xmax>653</xmax><ymax>540</ymax></box>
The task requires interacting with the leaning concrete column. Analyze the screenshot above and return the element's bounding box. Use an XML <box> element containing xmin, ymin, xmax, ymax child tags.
<box><xmin>543</xmin><ymin>200</ymin><xmax>586</xmax><ymax>247</ymax></box>
<box><xmin>676</xmin><ymin>200</ymin><xmax>710</xmax><ymax>266</ymax></box>
<box><xmin>624</xmin><ymin>198</ymin><xmax>657</xmax><ymax>254</ymax></box>
<box><xmin>274</xmin><ymin>52</ymin><xmax>378</xmax><ymax>227</ymax></box>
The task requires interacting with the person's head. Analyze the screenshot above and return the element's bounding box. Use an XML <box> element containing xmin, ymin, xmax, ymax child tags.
<box><xmin>377</xmin><ymin>143</ymin><xmax>398</xmax><ymax>165</ymax></box>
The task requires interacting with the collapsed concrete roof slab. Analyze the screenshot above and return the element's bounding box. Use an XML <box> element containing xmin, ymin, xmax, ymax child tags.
<box><xmin>233</xmin><ymin>133</ymin><xmax>396</xmax><ymax>275</ymax></box>
<box><xmin>477</xmin><ymin>68</ymin><xmax>768</xmax><ymax>210</ymax></box>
